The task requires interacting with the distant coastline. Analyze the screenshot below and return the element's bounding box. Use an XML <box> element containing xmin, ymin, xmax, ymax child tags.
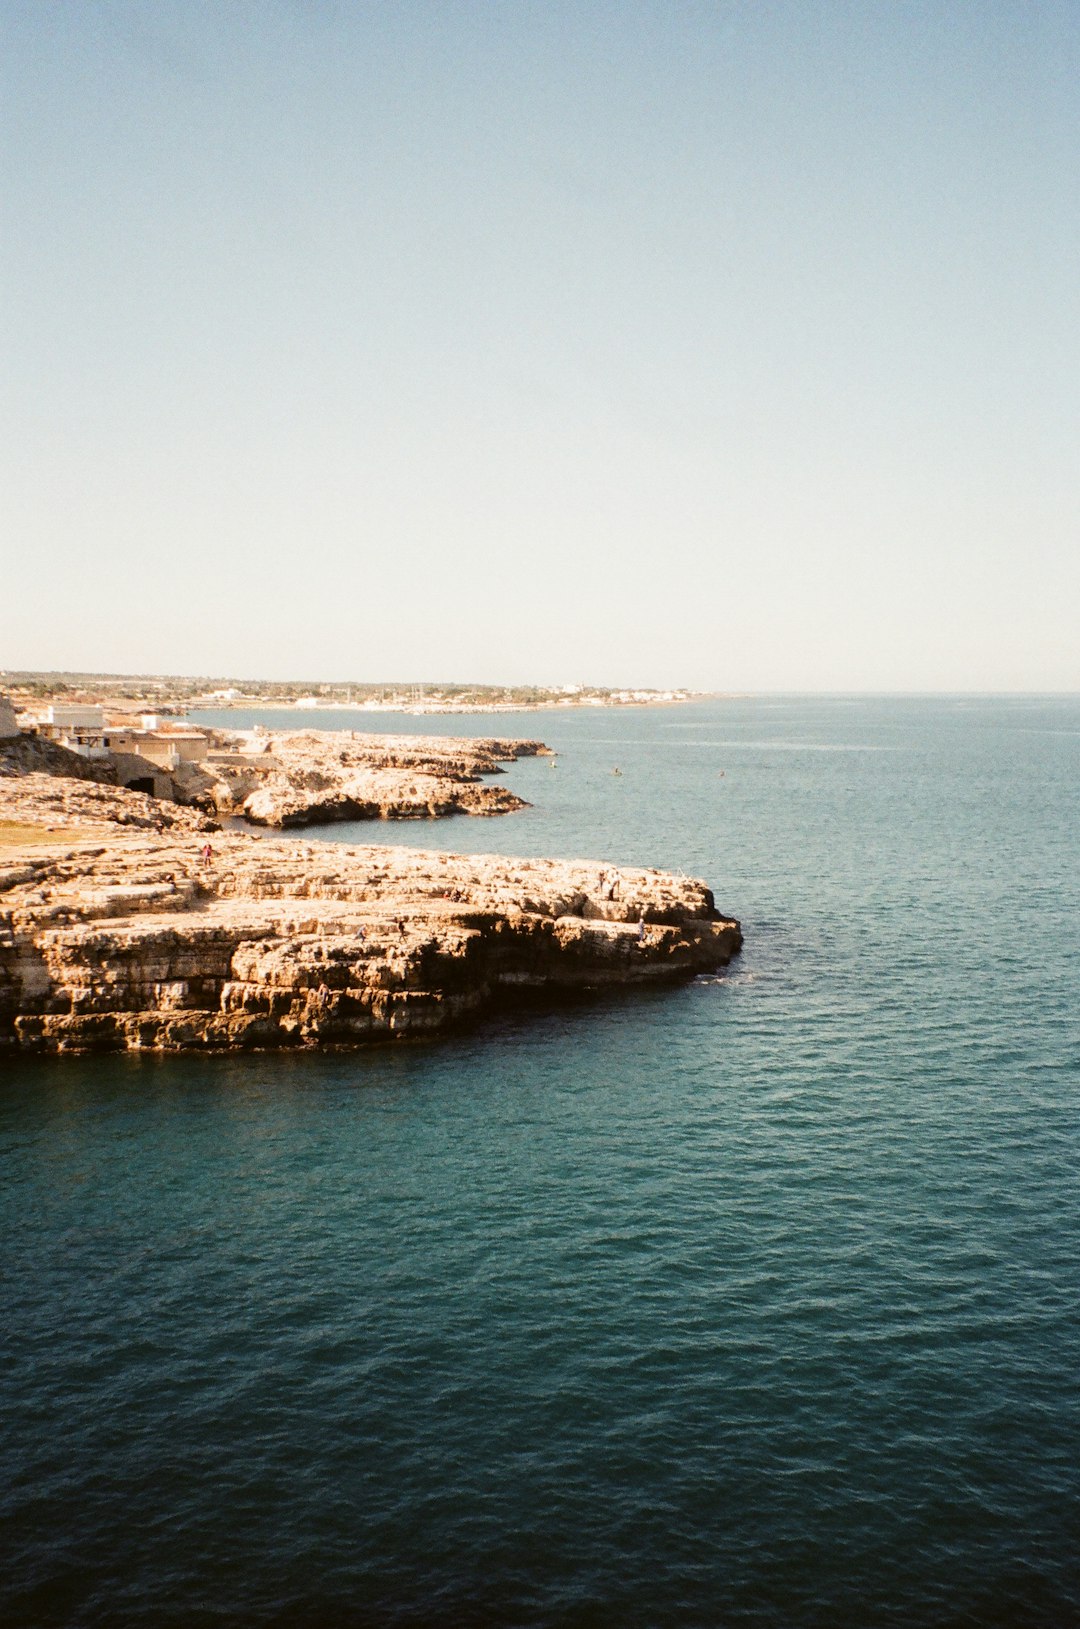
<box><xmin>193</xmin><ymin>692</ymin><xmax>706</xmax><ymax>716</ymax></box>
<box><xmin>2</xmin><ymin>673</ymin><xmax>707</xmax><ymax>718</ymax></box>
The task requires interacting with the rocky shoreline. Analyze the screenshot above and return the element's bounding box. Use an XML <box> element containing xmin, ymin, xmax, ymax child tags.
<box><xmin>190</xmin><ymin>729</ymin><xmax>550</xmax><ymax>828</ymax></box>
<box><xmin>0</xmin><ymin>724</ymin><xmax>551</xmax><ymax>830</ymax></box>
<box><xmin>0</xmin><ymin>772</ymin><xmax>741</xmax><ymax>1055</ymax></box>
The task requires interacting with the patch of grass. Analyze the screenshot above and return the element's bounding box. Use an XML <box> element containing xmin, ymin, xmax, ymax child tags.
<box><xmin>0</xmin><ymin>820</ymin><xmax>88</xmax><ymax>847</ymax></box>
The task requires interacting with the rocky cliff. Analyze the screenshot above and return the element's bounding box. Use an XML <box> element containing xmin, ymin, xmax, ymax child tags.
<box><xmin>0</xmin><ymin>733</ymin><xmax>117</xmax><ymax>784</ymax></box>
<box><xmin>0</xmin><ymin>777</ymin><xmax>740</xmax><ymax>1054</ymax></box>
<box><xmin>186</xmin><ymin>730</ymin><xmax>550</xmax><ymax>827</ymax></box>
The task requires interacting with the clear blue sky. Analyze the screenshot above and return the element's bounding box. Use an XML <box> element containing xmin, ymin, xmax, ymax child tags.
<box><xmin>2</xmin><ymin>1</ymin><xmax>1077</xmax><ymax>689</ymax></box>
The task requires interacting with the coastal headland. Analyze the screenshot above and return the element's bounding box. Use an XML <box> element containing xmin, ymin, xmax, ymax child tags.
<box><xmin>2</xmin><ymin>710</ymin><xmax>551</xmax><ymax>828</ymax></box>
<box><xmin>191</xmin><ymin>729</ymin><xmax>550</xmax><ymax>827</ymax></box>
<box><xmin>0</xmin><ymin>737</ymin><xmax>741</xmax><ymax>1055</ymax></box>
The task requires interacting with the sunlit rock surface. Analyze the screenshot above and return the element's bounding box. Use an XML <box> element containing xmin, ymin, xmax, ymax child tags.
<box><xmin>185</xmin><ymin>730</ymin><xmax>551</xmax><ymax>826</ymax></box>
<box><xmin>0</xmin><ymin>775</ymin><xmax>741</xmax><ymax>1054</ymax></box>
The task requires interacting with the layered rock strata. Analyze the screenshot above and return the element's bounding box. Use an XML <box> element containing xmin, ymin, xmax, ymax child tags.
<box><xmin>185</xmin><ymin>730</ymin><xmax>550</xmax><ymax>827</ymax></box>
<box><xmin>0</xmin><ymin>809</ymin><xmax>741</xmax><ymax>1055</ymax></box>
<box><xmin>0</xmin><ymin>771</ymin><xmax>218</xmax><ymax>838</ymax></box>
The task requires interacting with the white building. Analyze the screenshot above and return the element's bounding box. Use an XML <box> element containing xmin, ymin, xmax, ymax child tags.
<box><xmin>38</xmin><ymin>705</ymin><xmax>110</xmax><ymax>757</ymax></box>
<box><xmin>34</xmin><ymin>704</ymin><xmax>209</xmax><ymax>768</ymax></box>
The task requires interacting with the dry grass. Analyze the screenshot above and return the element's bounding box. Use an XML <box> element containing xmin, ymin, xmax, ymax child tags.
<box><xmin>0</xmin><ymin>820</ymin><xmax>90</xmax><ymax>848</ymax></box>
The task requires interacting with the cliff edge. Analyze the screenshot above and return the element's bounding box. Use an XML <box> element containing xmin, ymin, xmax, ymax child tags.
<box><xmin>0</xmin><ymin>776</ymin><xmax>741</xmax><ymax>1054</ymax></box>
<box><xmin>185</xmin><ymin>730</ymin><xmax>550</xmax><ymax>827</ymax></box>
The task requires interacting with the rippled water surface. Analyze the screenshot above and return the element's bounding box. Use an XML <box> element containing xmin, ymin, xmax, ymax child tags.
<box><xmin>3</xmin><ymin>697</ymin><xmax>1079</xmax><ymax>1626</ymax></box>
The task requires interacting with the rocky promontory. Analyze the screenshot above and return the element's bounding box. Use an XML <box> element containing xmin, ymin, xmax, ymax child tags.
<box><xmin>184</xmin><ymin>730</ymin><xmax>550</xmax><ymax>828</ymax></box>
<box><xmin>0</xmin><ymin>774</ymin><xmax>741</xmax><ymax>1055</ymax></box>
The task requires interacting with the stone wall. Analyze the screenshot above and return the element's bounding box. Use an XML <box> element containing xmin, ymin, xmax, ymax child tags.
<box><xmin>0</xmin><ymin>695</ymin><xmax>20</xmax><ymax>740</ymax></box>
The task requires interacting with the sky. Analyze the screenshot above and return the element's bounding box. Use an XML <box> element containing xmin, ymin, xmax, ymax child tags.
<box><xmin>2</xmin><ymin>0</ymin><xmax>1077</xmax><ymax>690</ymax></box>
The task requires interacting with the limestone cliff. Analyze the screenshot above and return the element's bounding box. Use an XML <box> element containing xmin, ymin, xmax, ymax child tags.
<box><xmin>0</xmin><ymin>778</ymin><xmax>741</xmax><ymax>1054</ymax></box>
<box><xmin>184</xmin><ymin>730</ymin><xmax>550</xmax><ymax>827</ymax></box>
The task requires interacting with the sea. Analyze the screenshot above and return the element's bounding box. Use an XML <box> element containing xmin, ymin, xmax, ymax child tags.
<box><xmin>2</xmin><ymin>695</ymin><xmax>1078</xmax><ymax>1627</ymax></box>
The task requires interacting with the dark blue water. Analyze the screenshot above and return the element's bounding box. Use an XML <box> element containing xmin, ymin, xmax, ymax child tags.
<box><xmin>3</xmin><ymin>697</ymin><xmax>1079</xmax><ymax>1626</ymax></box>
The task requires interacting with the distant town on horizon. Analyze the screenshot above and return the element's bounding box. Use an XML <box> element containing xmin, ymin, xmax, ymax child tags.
<box><xmin>1</xmin><ymin>671</ymin><xmax>698</xmax><ymax>715</ymax></box>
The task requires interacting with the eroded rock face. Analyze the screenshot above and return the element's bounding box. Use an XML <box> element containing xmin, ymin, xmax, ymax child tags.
<box><xmin>185</xmin><ymin>731</ymin><xmax>550</xmax><ymax>827</ymax></box>
<box><xmin>0</xmin><ymin>826</ymin><xmax>741</xmax><ymax>1055</ymax></box>
<box><xmin>0</xmin><ymin>735</ymin><xmax>116</xmax><ymax>785</ymax></box>
<box><xmin>0</xmin><ymin>772</ymin><xmax>218</xmax><ymax>837</ymax></box>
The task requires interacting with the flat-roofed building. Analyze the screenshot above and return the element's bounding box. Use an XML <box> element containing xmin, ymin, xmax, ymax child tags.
<box><xmin>33</xmin><ymin>703</ymin><xmax>209</xmax><ymax>770</ymax></box>
<box><xmin>43</xmin><ymin>705</ymin><xmax>105</xmax><ymax>730</ymax></box>
<box><xmin>134</xmin><ymin>729</ymin><xmax>209</xmax><ymax>771</ymax></box>
<box><xmin>36</xmin><ymin>705</ymin><xmax>110</xmax><ymax>758</ymax></box>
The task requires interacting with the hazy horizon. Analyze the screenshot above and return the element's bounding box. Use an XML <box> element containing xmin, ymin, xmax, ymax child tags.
<box><xmin>3</xmin><ymin>2</ymin><xmax>1077</xmax><ymax>692</ymax></box>
<box><xmin>4</xmin><ymin>667</ymin><xmax>1078</xmax><ymax>701</ymax></box>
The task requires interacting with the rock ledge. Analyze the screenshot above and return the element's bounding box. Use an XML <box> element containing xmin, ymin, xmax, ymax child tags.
<box><xmin>1</xmin><ymin>839</ymin><xmax>740</xmax><ymax>1055</ymax></box>
<box><xmin>186</xmin><ymin>730</ymin><xmax>550</xmax><ymax>827</ymax></box>
<box><xmin>0</xmin><ymin>766</ymin><xmax>741</xmax><ymax>1054</ymax></box>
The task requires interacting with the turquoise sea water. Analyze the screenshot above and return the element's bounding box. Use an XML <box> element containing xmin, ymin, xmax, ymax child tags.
<box><xmin>3</xmin><ymin>697</ymin><xmax>1078</xmax><ymax>1626</ymax></box>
